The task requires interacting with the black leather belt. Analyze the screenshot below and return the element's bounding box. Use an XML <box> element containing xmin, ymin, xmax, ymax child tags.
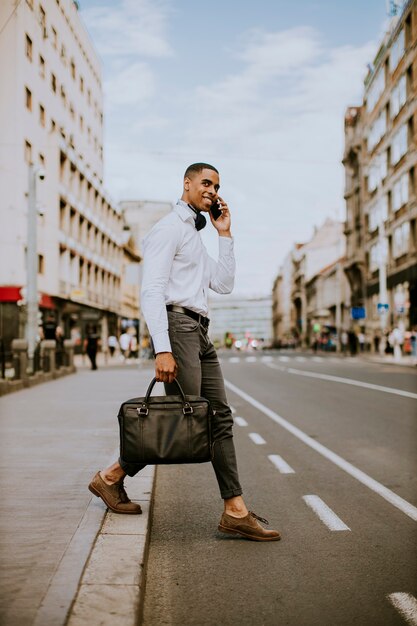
<box><xmin>166</xmin><ymin>304</ymin><xmax>210</xmax><ymax>329</ymax></box>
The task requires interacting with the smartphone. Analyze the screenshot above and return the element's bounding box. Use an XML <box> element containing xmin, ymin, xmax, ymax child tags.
<box><xmin>210</xmin><ymin>200</ymin><xmax>222</xmax><ymax>221</ymax></box>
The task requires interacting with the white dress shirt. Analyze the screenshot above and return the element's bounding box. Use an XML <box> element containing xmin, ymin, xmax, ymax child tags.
<box><xmin>141</xmin><ymin>200</ymin><xmax>235</xmax><ymax>354</ymax></box>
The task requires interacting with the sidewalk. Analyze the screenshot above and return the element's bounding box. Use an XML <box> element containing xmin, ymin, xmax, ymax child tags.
<box><xmin>0</xmin><ymin>360</ymin><xmax>157</xmax><ymax>626</ymax></box>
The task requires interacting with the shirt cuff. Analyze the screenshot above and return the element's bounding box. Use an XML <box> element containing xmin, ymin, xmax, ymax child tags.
<box><xmin>152</xmin><ymin>331</ymin><xmax>172</xmax><ymax>355</ymax></box>
<box><xmin>218</xmin><ymin>235</ymin><xmax>234</xmax><ymax>252</ymax></box>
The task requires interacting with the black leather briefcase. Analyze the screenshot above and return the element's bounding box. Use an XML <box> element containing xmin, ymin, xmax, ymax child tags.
<box><xmin>118</xmin><ymin>377</ymin><xmax>213</xmax><ymax>465</ymax></box>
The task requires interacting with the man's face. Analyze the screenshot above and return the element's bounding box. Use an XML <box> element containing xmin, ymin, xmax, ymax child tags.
<box><xmin>183</xmin><ymin>168</ymin><xmax>220</xmax><ymax>212</ymax></box>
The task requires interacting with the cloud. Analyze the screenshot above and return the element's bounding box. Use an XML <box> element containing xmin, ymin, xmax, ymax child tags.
<box><xmin>104</xmin><ymin>62</ymin><xmax>155</xmax><ymax>107</ymax></box>
<box><xmin>80</xmin><ymin>0</ymin><xmax>173</xmax><ymax>59</ymax></box>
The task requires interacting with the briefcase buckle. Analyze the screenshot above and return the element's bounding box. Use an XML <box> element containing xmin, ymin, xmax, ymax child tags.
<box><xmin>137</xmin><ymin>405</ymin><xmax>149</xmax><ymax>416</ymax></box>
<box><xmin>183</xmin><ymin>403</ymin><xmax>193</xmax><ymax>415</ymax></box>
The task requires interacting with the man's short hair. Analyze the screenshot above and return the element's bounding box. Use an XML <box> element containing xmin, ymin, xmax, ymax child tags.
<box><xmin>184</xmin><ymin>163</ymin><xmax>219</xmax><ymax>179</ymax></box>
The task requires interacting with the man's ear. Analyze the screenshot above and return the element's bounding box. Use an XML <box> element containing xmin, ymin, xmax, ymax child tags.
<box><xmin>184</xmin><ymin>176</ymin><xmax>190</xmax><ymax>191</ymax></box>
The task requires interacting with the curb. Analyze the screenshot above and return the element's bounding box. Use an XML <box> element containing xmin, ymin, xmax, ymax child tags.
<box><xmin>65</xmin><ymin>467</ymin><xmax>156</xmax><ymax>626</ymax></box>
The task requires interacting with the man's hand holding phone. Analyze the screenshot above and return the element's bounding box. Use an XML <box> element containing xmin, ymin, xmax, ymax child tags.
<box><xmin>209</xmin><ymin>197</ymin><xmax>231</xmax><ymax>237</ymax></box>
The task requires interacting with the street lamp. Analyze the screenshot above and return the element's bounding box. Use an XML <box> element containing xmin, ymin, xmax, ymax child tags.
<box><xmin>26</xmin><ymin>163</ymin><xmax>45</xmax><ymax>371</ymax></box>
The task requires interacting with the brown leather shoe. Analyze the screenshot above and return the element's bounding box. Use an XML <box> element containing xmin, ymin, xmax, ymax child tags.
<box><xmin>218</xmin><ymin>511</ymin><xmax>281</xmax><ymax>541</ymax></box>
<box><xmin>88</xmin><ymin>471</ymin><xmax>142</xmax><ymax>514</ymax></box>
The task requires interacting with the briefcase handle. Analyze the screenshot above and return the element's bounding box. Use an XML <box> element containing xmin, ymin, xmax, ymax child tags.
<box><xmin>138</xmin><ymin>377</ymin><xmax>193</xmax><ymax>416</ymax></box>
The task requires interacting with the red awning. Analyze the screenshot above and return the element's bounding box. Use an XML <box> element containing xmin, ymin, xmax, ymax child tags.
<box><xmin>0</xmin><ymin>286</ymin><xmax>56</xmax><ymax>309</ymax></box>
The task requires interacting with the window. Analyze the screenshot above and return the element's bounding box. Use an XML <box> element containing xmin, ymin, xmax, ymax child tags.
<box><xmin>39</xmin><ymin>5</ymin><xmax>46</xmax><ymax>31</ymax></box>
<box><xmin>390</xmin><ymin>29</ymin><xmax>405</xmax><ymax>72</ymax></box>
<box><xmin>25</xmin><ymin>86</ymin><xmax>32</xmax><ymax>110</ymax></box>
<box><xmin>392</xmin><ymin>173</ymin><xmax>409</xmax><ymax>211</ymax></box>
<box><xmin>38</xmin><ymin>254</ymin><xmax>45</xmax><ymax>275</ymax></box>
<box><xmin>368</xmin><ymin>195</ymin><xmax>388</xmax><ymax>232</ymax></box>
<box><xmin>391</xmin><ymin>124</ymin><xmax>408</xmax><ymax>165</ymax></box>
<box><xmin>25</xmin><ymin>34</ymin><xmax>33</xmax><ymax>61</ymax></box>
<box><xmin>51</xmin><ymin>26</ymin><xmax>57</xmax><ymax>49</ymax></box>
<box><xmin>39</xmin><ymin>104</ymin><xmax>45</xmax><ymax>126</ymax></box>
<box><xmin>390</xmin><ymin>74</ymin><xmax>407</xmax><ymax>118</ymax></box>
<box><xmin>368</xmin><ymin>152</ymin><xmax>387</xmax><ymax>192</ymax></box>
<box><xmin>39</xmin><ymin>54</ymin><xmax>45</xmax><ymax>78</ymax></box>
<box><xmin>70</xmin><ymin>59</ymin><xmax>76</xmax><ymax>80</ymax></box>
<box><xmin>366</xmin><ymin>68</ymin><xmax>385</xmax><ymax>112</ymax></box>
<box><xmin>393</xmin><ymin>221</ymin><xmax>410</xmax><ymax>258</ymax></box>
<box><xmin>368</xmin><ymin>110</ymin><xmax>387</xmax><ymax>151</ymax></box>
<box><xmin>51</xmin><ymin>72</ymin><xmax>57</xmax><ymax>93</ymax></box>
<box><xmin>369</xmin><ymin>239</ymin><xmax>388</xmax><ymax>271</ymax></box>
<box><xmin>25</xmin><ymin>140</ymin><xmax>32</xmax><ymax>164</ymax></box>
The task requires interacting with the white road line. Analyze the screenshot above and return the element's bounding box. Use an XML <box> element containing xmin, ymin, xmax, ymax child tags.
<box><xmin>246</xmin><ymin>356</ymin><xmax>257</xmax><ymax>363</ymax></box>
<box><xmin>285</xmin><ymin>366</ymin><xmax>417</xmax><ymax>400</ymax></box>
<box><xmin>261</xmin><ymin>356</ymin><xmax>273</xmax><ymax>362</ymax></box>
<box><xmin>234</xmin><ymin>416</ymin><xmax>248</xmax><ymax>427</ymax></box>
<box><xmin>229</xmin><ymin>357</ymin><xmax>240</xmax><ymax>363</ymax></box>
<box><xmin>303</xmin><ymin>495</ymin><xmax>351</xmax><ymax>531</ymax></box>
<box><xmin>278</xmin><ymin>356</ymin><xmax>290</xmax><ymax>362</ymax></box>
<box><xmin>268</xmin><ymin>454</ymin><xmax>295</xmax><ymax>474</ymax></box>
<box><xmin>388</xmin><ymin>593</ymin><xmax>417</xmax><ymax>626</ymax></box>
<box><xmin>312</xmin><ymin>356</ymin><xmax>323</xmax><ymax>362</ymax></box>
<box><xmin>224</xmin><ymin>379</ymin><xmax>417</xmax><ymax>522</ymax></box>
<box><xmin>295</xmin><ymin>356</ymin><xmax>306</xmax><ymax>362</ymax></box>
<box><xmin>248</xmin><ymin>432</ymin><xmax>266</xmax><ymax>445</ymax></box>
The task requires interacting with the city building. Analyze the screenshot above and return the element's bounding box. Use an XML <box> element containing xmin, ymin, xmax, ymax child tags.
<box><xmin>0</xmin><ymin>0</ymin><xmax>125</xmax><ymax>350</ymax></box>
<box><xmin>120</xmin><ymin>200</ymin><xmax>173</xmax><ymax>255</ymax></box>
<box><xmin>208</xmin><ymin>295</ymin><xmax>273</xmax><ymax>346</ymax></box>
<box><xmin>343</xmin><ymin>0</ymin><xmax>417</xmax><ymax>343</ymax></box>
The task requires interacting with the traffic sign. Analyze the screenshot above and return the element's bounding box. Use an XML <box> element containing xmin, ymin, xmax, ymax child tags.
<box><xmin>377</xmin><ymin>303</ymin><xmax>389</xmax><ymax>314</ymax></box>
<box><xmin>351</xmin><ymin>307</ymin><xmax>366</xmax><ymax>320</ymax></box>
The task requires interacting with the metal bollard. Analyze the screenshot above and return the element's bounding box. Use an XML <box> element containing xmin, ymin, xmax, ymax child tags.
<box><xmin>64</xmin><ymin>339</ymin><xmax>75</xmax><ymax>369</ymax></box>
<box><xmin>41</xmin><ymin>340</ymin><xmax>56</xmax><ymax>373</ymax></box>
<box><xmin>11</xmin><ymin>339</ymin><xmax>29</xmax><ymax>381</ymax></box>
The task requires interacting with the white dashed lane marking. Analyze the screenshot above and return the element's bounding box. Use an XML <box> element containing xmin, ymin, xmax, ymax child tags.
<box><xmin>295</xmin><ymin>356</ymin><xmax>306</xmax><ymax>362</ymax></box>
<box><xmin>246</xmin><ymin>356</ymin><xmax>257</xmax><ymax>363</ymax></box>
<box><xmin>388</xmin><ymin>593</ymin><xmax>417</xmax><ymax>626</ymax></box>
<box><xmin>303</xmin><ymin>495</ymin><xmax>351</xmax><ymax>532</ymax></box>
<box><xmin>278</xmin><ymin>356</ymin><xmax>290</xmax><ymax>362</ymax></box>
<box><xmin>225</xmin><ymin>379</ymin><xmax>417</xmax><ymax>522</ymax></box>
<box><xmin>261</xmin><ymin>356</ymin><xmax>273</xmax><ymax>362</ymax></box>
<box><xmin>229</xmin><ymin>357</ymin><xmax>240</xmax><ymax>363</ymax></box>
<box><xmin>234</xmin><ymin>416</ymin><xmax>248</xmax><ymax>427</ymax></box>
<box><xmin>268</xmin><ymin>454</ymin><xmax>295</xmax><ymax>474</ymax></box>
<box><xmin>248</xmin><ymin>433</ymin><xmax>266</xmax><ymax>445</ymax></box>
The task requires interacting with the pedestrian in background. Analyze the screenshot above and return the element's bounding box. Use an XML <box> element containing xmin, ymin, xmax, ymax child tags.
<box><xmin>84</xmin><ymin>325</ymin><xmax>100</xmax><ymax>370</ymax></box>
<box><xmin>119</xmin><ymin>331</ymin><xmax>131</xmax><ymax>360</ymax></box>
<box><xmin>88</xmin><ymin>163</ymin><xmax>280</xmax><ymax>541</ymax></box>
<box><xmin>108</xmin><ymin>334</ymin><xmax>118</xmax><ymax>358</ymax></box>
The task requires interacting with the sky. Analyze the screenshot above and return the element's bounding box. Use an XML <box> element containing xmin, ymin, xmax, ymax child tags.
<box><xmin>79</xmin><ymin>0</ymin><xmax>390</xmax><ymax>297</ymax></box>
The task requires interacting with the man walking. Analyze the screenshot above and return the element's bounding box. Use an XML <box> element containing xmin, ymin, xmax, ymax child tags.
<box><xmin>89</xmin><ymin>163</ymin><xmax>280</xmax><ymax>541</ymax></box>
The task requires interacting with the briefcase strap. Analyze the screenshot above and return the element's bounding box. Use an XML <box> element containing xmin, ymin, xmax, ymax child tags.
<box><xmin>138</xmin><ymin>377</ymin><xmax>193</xmax><ymax>417</ymax></box>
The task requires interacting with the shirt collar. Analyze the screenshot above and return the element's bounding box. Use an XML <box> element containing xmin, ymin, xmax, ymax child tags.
<box><xmin>174</xmin><ymin>199</ymin><xmax>197</xmax><ymax>224</ymax></box>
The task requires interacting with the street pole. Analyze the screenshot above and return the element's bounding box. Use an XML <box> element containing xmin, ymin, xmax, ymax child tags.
<box><xmin>26</xmin><ymin>164</ymin><xmax>41</xmax><ymax>371</ymax></box>
<box><xmin>378</xmin><ymin>218</ymin><xmax>389</xmax><ymax>355</ymax></box>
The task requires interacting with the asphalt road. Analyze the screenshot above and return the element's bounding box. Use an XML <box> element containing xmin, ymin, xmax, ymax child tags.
<box><xmin>142</xmin><ymin>351</ymin><xmax>417</xmax><ymax>626</ymax></box>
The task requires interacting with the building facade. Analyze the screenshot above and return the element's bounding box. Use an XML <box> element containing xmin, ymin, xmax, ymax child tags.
<box><xmin>343</xmin><ymin>0</ymin><xmax>417</xmax><ymax>342</ymax></box>
<box><xmin>272</xmin><ymin>219</ymin><xmax>347</xmax><ymax>347</ymax></box>
<box><xmin>208</xmin><ymin>295</ymin><xmax>273</xmax><ymax>346</ymax></box>
<box><xmin>0</xmin><ymin>0</ymin><xmax>125</xmax><ymax>350</ymax></box>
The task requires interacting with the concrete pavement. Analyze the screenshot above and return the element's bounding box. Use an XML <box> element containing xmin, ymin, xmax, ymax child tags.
<box><xmin>0</xmin><ymin>360</ymin><xmax>156</xmax><ymax>626</ymax></box>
